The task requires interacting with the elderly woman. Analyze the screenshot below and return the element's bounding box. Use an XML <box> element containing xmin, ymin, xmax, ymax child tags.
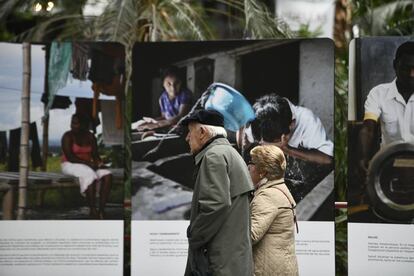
<box><xmin>248</xmin><ymin>145</ymin><xmax>298</xmax><ymax>276</ymax></box>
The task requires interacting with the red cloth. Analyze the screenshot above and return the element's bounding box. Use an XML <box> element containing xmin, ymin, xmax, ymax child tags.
<box><xmin>61</xmin><ymin>143</ymin><xmax>92</xmax><ymax>163</ymax></box>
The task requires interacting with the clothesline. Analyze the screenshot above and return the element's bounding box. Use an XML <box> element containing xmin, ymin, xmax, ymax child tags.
<box><xmin>0</xmin><ymin>87</ymin><xmax>116</xmax><ymax>99</ymax></box>
<box><xmin>0</xmin><ymin>118</ymin><xmax>44</xmax><ymax>133</ymax></box>
<box><xmin>0</xmin><ymin>86</ymin><xmax>44</xmax><ymax>95</ymax></box>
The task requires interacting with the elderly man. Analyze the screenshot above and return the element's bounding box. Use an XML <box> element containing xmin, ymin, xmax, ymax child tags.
<box><xmin>182</xmin><ymin>109</ymin><xmax>254</xmax><ymax>276</ymax></box>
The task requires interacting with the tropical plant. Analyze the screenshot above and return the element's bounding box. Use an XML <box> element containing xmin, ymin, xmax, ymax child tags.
<box><xmin>352</xmin><ymin>0</ymin><xmax>414</xmax><ymax>35</ymax></box>
<box><xmin>334</xmin><ymin>58</ymin><xmax>349</xmax><ymax>275</ymax></box>
<box><xmin>242</xmin><ymin>0</ymin><xmax>292</xmax><ymax>38</ymax></box>
<box><xmin>334</xmin><ymin>1</ymin><xmax>414</xmax><ymax>274</ymax></box>
<box><xmin>333</xmin><ymin>1</ymin><xmax>352</xmax><ymax>274</ymax></box>
<box><xmin>0</xmin><ymin>0</ymin><xmax>291</xmax><ymax>268</ymax></box>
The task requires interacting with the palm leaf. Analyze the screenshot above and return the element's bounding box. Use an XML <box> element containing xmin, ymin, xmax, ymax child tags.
<box><xmin>243</xmin><ymin>0</ymin><xmax>292</xmax><ymax>39</ymax></box>
<box><xmin>13</xmin><ymin>14</ymin><xmax>88</xmax><ymax>42</ymax></box>
<box><xmin>0</xmin><ymin>0</ymin><xmax>35</xmax><ymax>20</ymax></box>
<box><xmin>355</xmin><ymin>0</ymin><xmax>414</xmax><ymax>35</ymax></box>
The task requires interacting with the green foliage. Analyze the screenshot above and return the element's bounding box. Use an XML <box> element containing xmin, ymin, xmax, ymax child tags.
<box><xmin>243</xmin><ymin>0</ymin><xmax>292</xmax><ymax>38</ymax></box>
<box><xmin>0</xmin><ymin>0</ymin><xmax>295</xmax><ymax>43</ymax></box>
<box><xmin>124</xmin><ymin>70</ymin><xmax>132</xmax><ymax>199</ymax></box>
<box><xmin>383</xmin><ymin>2</ymin><xmax>414</xmax><ymax>35</ymax></box>
<box><xmin>96</xmin><ymin>132</ymin><xmax>129</xmax><ymax>203</ymax></box>
<box><xmin>0</xmin><ymin>25</ymin><xmax>14</xmax><ymax>41</ymax></box>
<box><xmin>337</xmin><ymin>2</ymin><xmax>414</xmax><ymax>274</ymax></box>
<box><xmin>296</xmin><ymin>23</ymin><xmax>323</xmax><ymax>38</ymax></box>
<box><xmin>0</xmin><ymin>155</ymin><xmax>61</xmax><ymax>172</ymax></box>
<box><xmin>124</xmin><ymin>204</ymin><xmax>131</xmax><ymax>269</ymax></box>
<box><xmin>334</xmin><ymin>58</ymin><xmax>348</xmax><ymax>202</ymax></box>
<box><xmin>46</xmin><ymin>155</ymin><xmax>62</xmax><ymax>172</ymax></box>
<box><xmin>96</xmin><ymin>133</ymin><xmax>125</xmax><ymax>169</ymax></box>
<box><xmin>38</xmin><ymin>187</ymin><xmax>84</xmax><ymax>208</ymax></box>
<box><xmin>335</xmin><ymin>210</ymin><xmax>348</xmax><ymax>276</ymax></box>
<box><xmin>352</xmin><ymin>0</ymin><xmax>414</xmax><ymax>36</ymax></box>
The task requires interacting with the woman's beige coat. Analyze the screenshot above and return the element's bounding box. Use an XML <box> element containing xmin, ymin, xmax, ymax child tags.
<box><xmin>250</xmin><ymin>178</ymin><xmax>299</xmax><ymax>276</ymax></box>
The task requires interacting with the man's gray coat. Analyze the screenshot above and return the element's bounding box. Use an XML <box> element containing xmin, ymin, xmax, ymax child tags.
<box><xmin>185</xmin><ymin>137</ymin><xmax>254</xmax><ymax>276</ymax></box>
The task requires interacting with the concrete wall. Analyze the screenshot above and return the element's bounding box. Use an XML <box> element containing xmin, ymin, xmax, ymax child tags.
<box><xmin>299</xmin><ymin>39</ymin><xmax>334</xmax><ymax>140</ymax></box>
<box><xmin>213</xmin><ymin>55</ymin><xmax>241</xmax><ymax>89</ymax></box>
<box><xmin>186</xmin><ymin>64</ymin><xmax>195</xmax><ymax>93</ymax></box>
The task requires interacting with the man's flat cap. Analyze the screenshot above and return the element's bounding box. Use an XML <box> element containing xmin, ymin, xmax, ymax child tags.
<box><xmin>181</xmin><ymin>109</ymin><xmax>224</xmax><ymax>127</ymax></box>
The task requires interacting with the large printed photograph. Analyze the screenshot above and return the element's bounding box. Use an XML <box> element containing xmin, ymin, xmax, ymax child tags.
<box><xmin>348</xmin><ymin>37</ymin><xmax>414</xmax><ymax>224</ymax></box>
<box><xmin>0</xmin><ymin>42</ymin><xmax>125</xmax><ymax>220</ymax></box>
<box><xmin>131</xmin><ymin>39</ymin><xmax>334</xmax><ymax>221</ymax></box>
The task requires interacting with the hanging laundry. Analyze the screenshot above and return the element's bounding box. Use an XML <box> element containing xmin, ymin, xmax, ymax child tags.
<box><xmin>7</xmin><ymin>123</ymin><xmax>43</xmax><ymax>172</ymax></box>
<box><xmin>71</xmin><ymin>42</ymin><xmax>89</xmax><ymax>81</ymax></box>
<box><xmin>30</xmin><ymin>123</ymin><xmax>42</xmax><ymax>168</ymax></box>
<box><xmin>88</xmin><ymin>44</ymin><xmax>124</xmax><ymax>129</ymax></box>
<box><xmin>88</xmin><ymin>45</ymin><xmax>116</xmax><ymax>84</ymax></box>
<box><xmin>0</xmin><ymin>131</ymin><xmax>7</xmax><ymax>163</ymax></box>
<box><xmin>41</xmin><ymin>44</ymin><xmax>72</xmax><ymax>110</ymax></box>
<box><xmin>8</xmin><ymin>128</ymin><xmax>20</xmax><ymax>172</ymax></box>
<box><xmin>41</xmin><ymin>93</ymin><xmax>72</xmax><ymax>109</ymax></box>
<box><xmin>44</xmin><ymin>42</ymin><xmax>72</xmax><ymax>119</ymax></box>
<box><xmin>75</xmin><ymin>98</ymin><xmax>100</xmax><ymax>133</ymax></box>
<box><xmin>101</xmin><ymin>100</ymin><xmax>124</xmax><ymax>145</ymax></box>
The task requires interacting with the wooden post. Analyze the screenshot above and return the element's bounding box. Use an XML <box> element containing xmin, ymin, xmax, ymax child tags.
<box><xmin>42</xmin><ymin>45</ymin><xmax>50</xmax><ymax>172</ymax></box>
<box><xmin>42</xmin><ymin>108</ymin><xmax>49</xmax><ymax>171</ymax></box>
<box><xmin>17</xmin><ymin>43</ymin><xmax>31</xmax><ymax>220</ymax></box>
<box><xmin>2</xmin><ymin>186</ymin><xmax>14</xmax><ymax>220</ymax></box>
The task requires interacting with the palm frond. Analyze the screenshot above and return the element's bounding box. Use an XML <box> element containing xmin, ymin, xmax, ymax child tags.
<box><xmin>0</xmin><ymin>0</ymin><xmax>32</xmax><ymax>21</ymax></box>
<box><xmin>334</xmin><ymin>58</ymin><xmax>348</xmax><ymax>202</ymax></box>
<box><xmin>13</xmin><ymin>14</ymin><xmax>88</xmax><ymax>42</ymax></box>
<box><xmin>243</xmin><ymin>0</ymin><xmax>292</xmax><ymax>39</ymax></box>
<box><xmin>158</xmin><ymin>0</ymin><xmax>212</xmax><ymax>41</ymax></box>
<box><xmin>5</xmin><ymin>0</ymin><xmax>297</xmax><ymax>43</ymax></box>
<box><xmin>215</xmin><ymin>0</ymin><xmax>244</xmax><ymax>12</ymax></box>
<box><xmin>356</xmin><ymin>0</ymin><xmax>414</xmax><ymax>35</ymax></box>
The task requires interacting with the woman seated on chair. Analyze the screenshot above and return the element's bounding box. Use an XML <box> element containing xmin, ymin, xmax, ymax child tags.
<box><xmin>248</xmin><ymin>145</ymin><xmax>299</xmax><ymax>276</ymax></box>
<box><xmin>136</xmin><ymin>66</ymin><xmax>192</xmax><ymax>131</ymax></box>
<box><xmin>61</xmin><ymin>113</ymin><xmax>112</xmax><ymax>219</ymax></box>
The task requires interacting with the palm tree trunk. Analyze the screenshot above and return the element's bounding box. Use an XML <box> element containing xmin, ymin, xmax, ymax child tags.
<box><xmin>17</xmin><ymin>42</ymin><xmax>31</xmax><ymax>220</ymax></box>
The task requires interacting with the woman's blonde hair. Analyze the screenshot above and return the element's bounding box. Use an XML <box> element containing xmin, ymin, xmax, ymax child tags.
<box><xmin>250</xmin><ymin>145</ymin><xmax>286</xmax><ymax>180</ymax></box>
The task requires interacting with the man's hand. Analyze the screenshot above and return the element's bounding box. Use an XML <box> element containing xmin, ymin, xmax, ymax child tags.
<box><xmin>279</xmin><ymin>134</ymin><xmax>289</xmax><ymax>152</ymax></box>
<box><xmin>134</xmin><ymin>117</ymin><xmax>159</xmax><ymax>131</ymax></box>
<box><xmin>271</xmin><ymin>134</ymin><xmax>289</xmax><ymax>152</ymax></box>
<box><xmin>137</xmin><ymin>122</ymin><xmax>160</xmax><ymax>131</ymax></box>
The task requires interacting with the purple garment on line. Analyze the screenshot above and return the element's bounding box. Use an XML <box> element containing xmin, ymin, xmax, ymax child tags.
<box><xmin>159</xmin><ymin>89</ymin><xmax>192</xmax><ymax>120</ymax></box>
